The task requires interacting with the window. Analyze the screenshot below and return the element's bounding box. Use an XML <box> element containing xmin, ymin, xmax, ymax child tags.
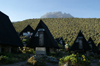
<box><xmin>90</xmin><ymin>44</ymin><xmax>92</xmax><ymax>48</ymax></box>
<box><xmin>27</xmin><ymin>31</ymin><xmax>30</xmax><ymax>35</ymax></box>
<box><xmin>35</xmin><ymin>28</ymin><xmax>45</xmax><ymax>37</ymax></box>
<box><xmin>31</xmin><ymin>33</ymin><xmax>33</xmax><ymax>35</ymax></box>
<box><xmin>76</xmin><ymin>39</ymin><xmax>79</xmax><ymax>42</ymax></box>
<box><xmin>35</xmin><ymin>32</ymin><xmax>38</xmax><ymax>37</ymax></box>
<box><xmin>78</xmin><ymin>37</ymin><xmax>83</xmax><ymax>39</ymax></box>
<box><xmin>79</xmin><ymin>39</ymin><xmax>82</xmax><ymax>49</ymax></box>
<box><xmin>39</xmin><ymin>32</ymin><xmax>44</xmax><ymax>46</ymax></box>
<box><xmin>23</xmin><ymin>32</ymin><xmax>27</xmax><ymax>36</ymax></box>
<box><xmin>59</xmin><ymin>40</ymin><xmax>63</xmax><ymax>45</ymax></box>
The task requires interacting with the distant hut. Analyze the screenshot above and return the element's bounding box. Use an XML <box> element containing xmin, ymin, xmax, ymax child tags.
<box><xmin>27</xmin><ymin>20</ymin><xmax>59</xmax><ymax>55</ymax></box>
<box><xmin>88</xmin><ymin>37</ymin><xmax>98</xmax><ymax>53</ymax></box>
<box><xmin>70</xmin><ymin>31</ymin><xmax>91</xmax><ymax>53</ymax></box>
<box><xmin>55</xmin><ymin>37</ymin><xmax>65</xmax><ymax>48</ymax></box>
<box><xmin>0</xmin><ymin>11</ymin><xmax>23</xmax><ymax>53</ymax></box>
<box><xmin>19</xmin><ymin>25</ymin><xmax>34</xmax><ymax>38</ymax></box>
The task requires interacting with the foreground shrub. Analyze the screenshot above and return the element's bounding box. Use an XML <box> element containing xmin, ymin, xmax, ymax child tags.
<box><xmin>27</xmin><ymin>56</ymin><xmax>46</xmax><ymax>66</ymax></box>
<box><xmin>0</xmin><ymin>52</ymin><xmax>29</xmax><ymax>64</ymax></box>
<box><xmin>21</xmin><ymin>47</ymin><xmax>35</xmax><ymax>54</ymax></box>
<box><xmin>59</xmin><ymin>53</ymin><xmax>90</xmax><ymax>66</ymax></box>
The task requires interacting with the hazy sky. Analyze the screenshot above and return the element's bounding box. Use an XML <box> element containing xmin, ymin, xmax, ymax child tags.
<box><xmin>0</xmin><ymin>0</ymin><xmax>100</xmax><ymax>21</ymax></box>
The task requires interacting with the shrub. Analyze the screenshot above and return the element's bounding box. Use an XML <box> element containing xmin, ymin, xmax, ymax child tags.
<box><xmin>27</xmin><ymin>56</ymin><xmax>46</xmax><ymax>66</ymax></box>
<box><xmin>59</xmin><ymin>53</ymin><xmax>90</xmax><ymax>66</ymax></box>
<box><xmin>0</xmin><ymin>53</ymin><xmax>29</xmax><ymax>64</ymax></box>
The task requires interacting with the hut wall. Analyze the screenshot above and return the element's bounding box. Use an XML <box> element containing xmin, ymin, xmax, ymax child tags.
<box><xmin>4</xmin><ymin>46</ymin><xmax>11</xmax><ymax>53</ymax></box>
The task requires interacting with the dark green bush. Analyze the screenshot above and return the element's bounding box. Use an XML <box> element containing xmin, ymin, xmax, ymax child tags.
<box><xmin>0</xmin><ymin>52</ymin><xmax>29</xmax><ymax>64</ymax></box>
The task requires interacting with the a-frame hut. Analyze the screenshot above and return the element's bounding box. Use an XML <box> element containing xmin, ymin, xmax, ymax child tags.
<box><xmin>55</xmin><ymin>37</ymin><xmax>65</xmax><ymax>48</ymax></box>
<box><xmin>70</xmin><ymin>31</ymin><xmax>91</xmax><ymax>52</ymax></box>
<box><xmin>19</xmin><ymin>25</ymin><xmax>34</xmax><ymax>37</ymax></box>
<box><xmin>27</xmin><ymin>20</ymin><xmax>59</xmax><ymax>55</ymax></box>
<box><xmin>0</xmin><ymin>11</ymin><xmax>23</xmax><ymax>53</ymax></box>
<box><xmin>88</xmin><ymin>37</ymin><xmax>98</xmax><ymax>53</ymax></box>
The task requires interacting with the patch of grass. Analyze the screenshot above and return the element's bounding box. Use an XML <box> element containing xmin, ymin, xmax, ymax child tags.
<box><xmin>0</xmin><ymin>52</ymin><xmax>29</xmax><ymax>64</ymax></box>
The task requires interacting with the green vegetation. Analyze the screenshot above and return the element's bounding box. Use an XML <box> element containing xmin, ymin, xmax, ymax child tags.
<box><xmin>0</xmin><ymin>52</ymin><xmax>29</xmax><ymax>64</ymax></box>
<box><xmin>19</xmin><ymin>47</ymin><xmax>35</xmax><ymax>54</ymax></box>
<box><xmin>27</xmin><ymin>56</ymin><xmax>46</xmax><ymax>66</ymax></box>
<box><xmin>13</xmin><ymin>18</ymin><xmax>100</xmax><ymax>46</ymax></box>
<box><xmin>59</xmin><ymin>53</ymin><xmax>90</xmax><ymax>66</ymax></box>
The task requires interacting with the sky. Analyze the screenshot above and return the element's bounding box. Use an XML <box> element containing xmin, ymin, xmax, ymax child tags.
<box><xmin>0</xmin><ymin>0</ymin><xmax>100</xmax><ymax>22</ymax></box>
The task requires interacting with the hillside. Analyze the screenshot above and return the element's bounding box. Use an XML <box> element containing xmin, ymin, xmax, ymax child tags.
<box><xmin>13</xmin><ymin>18</ymin><xmax>100</xmax><ymax>46</ymax></box>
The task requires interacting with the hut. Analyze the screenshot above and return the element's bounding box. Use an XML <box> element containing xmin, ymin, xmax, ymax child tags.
<box><xmin>0</xmin><ymin>11</ymin><xmax>23</xmax><ymax>53</ymax></box>
<box><xmin>19</xmin><ymin>25</ymin><xmax>34</xmax><ymax>38</ymax></box>
<box><xmin>55</xmin><ymin>37</ymin><xmax>65</xmax><ymax>48</ymax></box>
<box><xmin>27</xmin><ymin>20</ymin><xmax>59</xmax><ymax>55</ymax></box>
<box><xmin>88</xmin><ymin>37</ymin><xmax>98</xmax><ymax>53</ymax></box>
<box><xmin>70</xmin><ymin>31</ymin><xmax>91</xmax><ymax>53</ymax></box>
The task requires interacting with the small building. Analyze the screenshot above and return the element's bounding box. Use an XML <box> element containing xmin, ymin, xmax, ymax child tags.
<box><xmin>88</xmin><ymin>37</ymin><xmax>98</xmax><ymax>53</ymax></box>
<box><xmin>55</xmin><ymin>37</ymin><xmax>65</xmax><ymax>48</ymax></box>
<box><xmin>27</xmin><ymin>20</ymin><xmax>59</xmax><ymax>55</ymax></box>
<box><xmin>0</xmin><ymin>11</ymin><xmax>23</xmax><ymax>53</ymax></box>
<box><xmin>19</xmin><ymin>25</ymin><xmax>34</xmax><ymax>38</ymax></box>
<box><xmin>70</xmin><ymin>31</ymin><xmax>91</xmax><ymax>53</ymax></box>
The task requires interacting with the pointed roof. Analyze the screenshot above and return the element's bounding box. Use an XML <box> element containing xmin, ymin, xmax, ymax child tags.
<box><xmin>88</xmin><ymin>37</ymin><xmax>94</xmax><ymax>44</ymax></box>
<box><xmin>27</xmin><ymin>20</ymin><xmax>59</xmax><ymax>48</ymax></box>
<box><xmin>0</xmin><ymin>11</ymin><xmax>23</xmax><ymax>47</ymax></box>
<box><xmin>70</xmin><ymin>30</ymin><xmax>91</xmax><ymax>51</ymax></box>
<box><xmin>88</xmin><ymin>37</ymin><xmax>97</xmax><ymax>52</ymax></box>
<box><xmin>55</xmin><ymin>37</ymin><xmax>65</xmax><ymax>46</ymax></box>
<box><xmin>19</xmin><ymin>25</ymin><xmax>34</xmax><ymax>36</ymax></box>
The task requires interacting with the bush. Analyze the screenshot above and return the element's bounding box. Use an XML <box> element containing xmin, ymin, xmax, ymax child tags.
<box><xmin>21</xmin><ymin>47</ymin><xmax>35</xmax><ymax>54</ymax></box>
<box><xmin>28</xmin><ymin>49</ymin><xmax>35</xmax><ymax>54</ymax></box>
<box><xmin>59</xmin><ymin>53</ymin><xmax>90</xmax><ymax>66</ymax></box>
<box><xmin>27</xmin><ymin>56</ymin><xmax>46</xmax><ymax>66</ymax></box>
<box><xmin>0</xmin><ymin>53</ymin><xmax>29</xmax><ymax>64</ymax></box>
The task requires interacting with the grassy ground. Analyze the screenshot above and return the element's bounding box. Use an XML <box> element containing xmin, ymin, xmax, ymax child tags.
<box><xmin>0</xmin><ymin>52</ymin><xmax>30</xmax><ymax>64</ymax></box>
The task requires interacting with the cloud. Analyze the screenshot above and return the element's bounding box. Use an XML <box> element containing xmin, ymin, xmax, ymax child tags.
<box><xmin>40</xmin><ymin>11</ymin><xmax>74</xmax><ymax>18</ymax></box>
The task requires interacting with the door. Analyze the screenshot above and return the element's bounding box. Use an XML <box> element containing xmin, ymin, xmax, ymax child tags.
<box><xmin>38</xmin><ymin>31</ymin><xmax>44</xmax><ymax>46</ymax></box>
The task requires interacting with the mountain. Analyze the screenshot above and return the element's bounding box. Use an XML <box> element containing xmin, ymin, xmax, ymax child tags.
<box><xmin>40</xmin><ymin>11</ymin><xmax>74</xmax><ymax>18</ymax></box>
